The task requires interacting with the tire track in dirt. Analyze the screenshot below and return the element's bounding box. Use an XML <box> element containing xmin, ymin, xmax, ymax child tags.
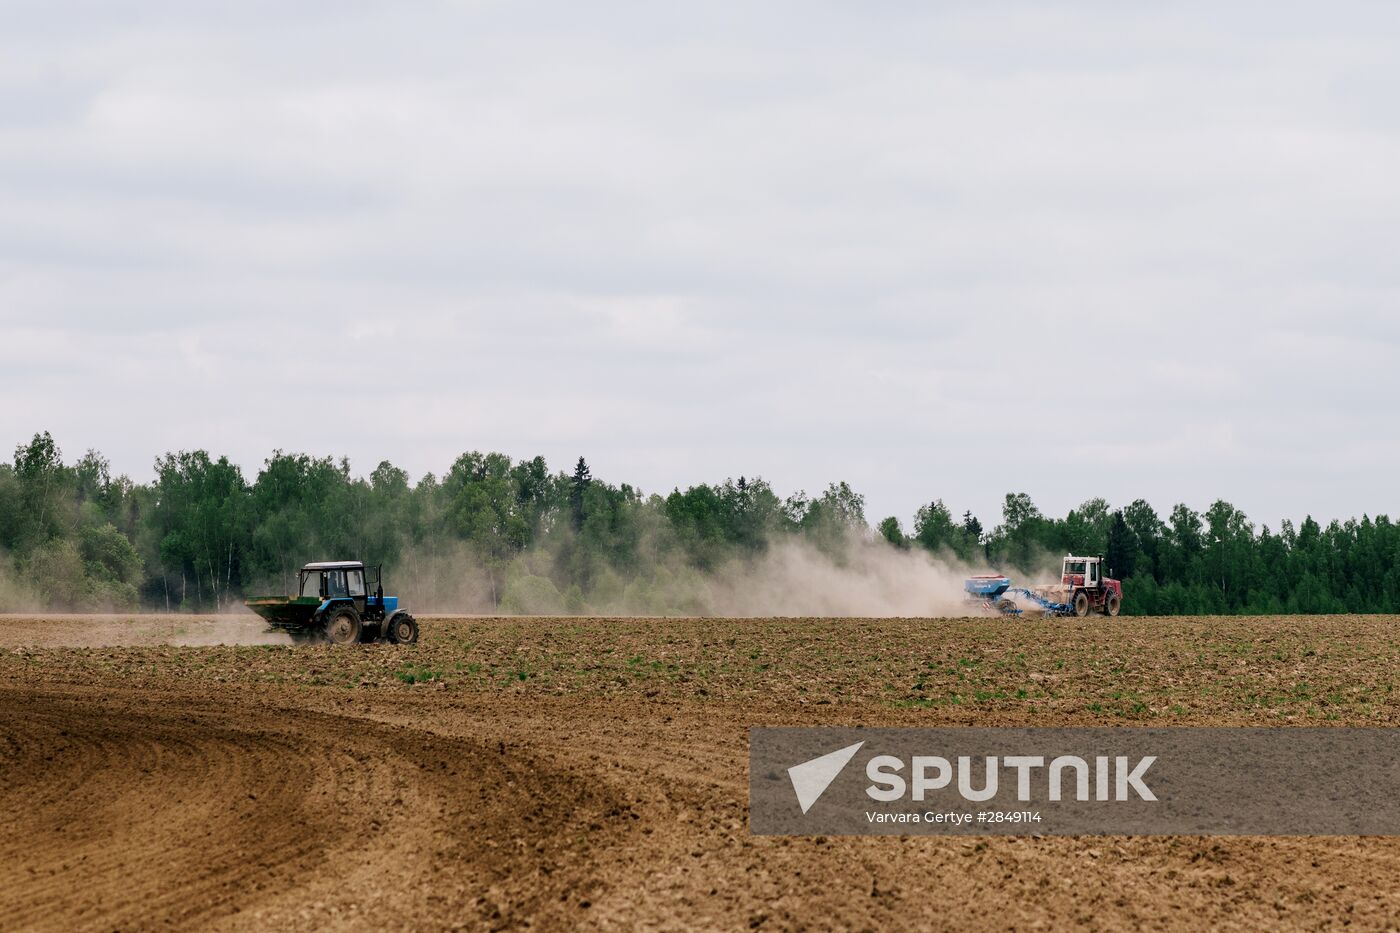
<box><xmin>0</xmin><ymin>688</ymin><xmax>628</xmax><ymax>931</ymax></box>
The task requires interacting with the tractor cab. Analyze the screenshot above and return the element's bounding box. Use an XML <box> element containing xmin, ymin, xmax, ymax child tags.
<box><xmin>298</xmin><ymin>561</ymin><xmax>379</xmax><ymax>615</ymax></box>
<box><xmin>1062</xmin><ymin>556</ymin><xmax>1102</xmax><ymax>589</ymax></box>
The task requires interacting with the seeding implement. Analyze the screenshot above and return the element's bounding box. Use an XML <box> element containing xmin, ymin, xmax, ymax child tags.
<box><xmin>964</xmin><ymin>555</ymin><xmax>1122</xmax><ymax>617</ymax></box>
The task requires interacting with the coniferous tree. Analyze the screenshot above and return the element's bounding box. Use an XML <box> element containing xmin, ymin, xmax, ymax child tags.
<box><xmin>569</xmin><ymin>456</ymin><xmax>591</xmax><ymax>532</ymax></box>
<box><xmin>1105</xmin><ymin>510</ymin><xmax>1136</xmax><ymax>581</ymax></box>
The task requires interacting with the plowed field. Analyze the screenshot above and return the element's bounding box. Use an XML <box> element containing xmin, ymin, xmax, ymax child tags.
<box><xmin>4</xmin><ymin>614</ymin><xmax>1399</xmax><ymax>930</ymax></box>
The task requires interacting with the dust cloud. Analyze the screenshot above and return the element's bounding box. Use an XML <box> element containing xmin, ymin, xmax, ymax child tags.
<box><xmin>0</xmin><ymin>613</ymin><xmax>291</xmax><ymax>648</ymax></box>
<box><xmin>659</xmin><ymin>535</ymin><xmax>1063</xmax><ymax>618</ymax></box>
<box><xmin>165</xmin><ymin>615</ymin><xmax>294</xmax><ymax>647</ymax></box>
<box><xmin>702</xmin><ymin>539</ymin><xmax>984</xmax><ymax>617</ymax></box>
<box><xmin>392</xmin><ymin>531</ymin><xmax>1066</xmax><ymax>618</ymax></box>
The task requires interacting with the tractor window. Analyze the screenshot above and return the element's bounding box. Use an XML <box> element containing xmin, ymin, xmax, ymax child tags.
<box><xmin>300</xmin><ymin>572</ymin><xmax>323</xmax><ymax>598</ymax></box>
<box><xmin>347</xmin><ymin>570</ymin><xmax>365</xmax><ymax>597</ymax></box>
<box><xmin>1089</xmin><ymin>563</ymin><xmax>1098</xmax><ymax>584</ymax></box>
<box><xmin>1065</xmin><ymin>561</ymin><xmax>1086</xmax><ymax>576</ymax></box>
<box><xmin>326</xmin><ymin>570</ymin><xmax>349</xmax><ymax>598</ymax></box>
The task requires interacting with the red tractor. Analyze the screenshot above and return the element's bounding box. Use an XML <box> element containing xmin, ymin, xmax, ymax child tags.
<box><xmin>964</xmin><ymin>555</ymin><xmax>1124</xmax><ymax>618</ymax></box>
<box><xmin>1056</xmin><ymin>555</ymin><xmax>1122</xmax><ymax>617</ymax></box>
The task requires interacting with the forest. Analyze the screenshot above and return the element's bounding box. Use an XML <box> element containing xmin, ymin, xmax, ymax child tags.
<box><xmin>0</xmin><ymin>431</ymin><xmax>1394</xmax><ymax>616</ymax></box>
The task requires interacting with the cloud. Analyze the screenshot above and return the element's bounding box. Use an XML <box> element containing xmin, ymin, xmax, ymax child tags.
<box><xmin>2</xmin><ymin>2</ymin><xmax>1399</xmax><ymax>528</ymax></box>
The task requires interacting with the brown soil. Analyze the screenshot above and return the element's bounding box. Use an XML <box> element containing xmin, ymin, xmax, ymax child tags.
<box><xmin>3</xmin><ymin>615</ymin><xmax>1400</xmax><ymax>930</ymax></box>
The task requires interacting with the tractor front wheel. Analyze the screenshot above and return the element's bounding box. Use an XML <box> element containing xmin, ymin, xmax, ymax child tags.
<box><xmin>324</xmin><ymin>606</ymin><xmax>362</xmax><ymax>645</ymax></box>
<box><xmin>387</xmin><ymin>613</ymin><xmax>420</xmax><ymax>645</ymax></box>
<box><xmin>1104</xmin><ymin>593</ymin><xmax>1121</xmax><ymax>617</ymax></box>
<box><xmin>1072</xmin><ymin>591</ymin><xmax>1090</xmax><ymax>617</ymax></box>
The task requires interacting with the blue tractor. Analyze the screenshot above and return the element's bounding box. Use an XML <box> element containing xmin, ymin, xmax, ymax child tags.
<box><xmin>246</xmin><ymin>560</ymin><xmax>419</xmax><ymax>645</ymax></box>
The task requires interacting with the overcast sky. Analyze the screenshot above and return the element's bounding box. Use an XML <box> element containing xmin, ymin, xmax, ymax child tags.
<box><xmin>4</xmin><ymin>1</ymin><xmax>1398</xmax><ymax>529</ymax></box>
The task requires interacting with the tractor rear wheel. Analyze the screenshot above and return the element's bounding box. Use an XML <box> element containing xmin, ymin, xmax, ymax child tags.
<box><xmin>1072</xmin><ymin>591</ymin><xmax>1090</xmax><ymax>617</ymax></box>
<box><xmin>387</xmin><ymin>613</ymin><xmax>419</xmax><ymax>645</ymax></box>
<box><xmin>324</xmin><ymin>606</ymin><xmax>362</xmax><ymax>645</ymax></box>
<box><xmin>1105</xmin><ymin>593</ymin><xmax>1121</xmax><ymax>617</ymax></box>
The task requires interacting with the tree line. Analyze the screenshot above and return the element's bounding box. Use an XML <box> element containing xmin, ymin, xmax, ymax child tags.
<box><xmin>1</xmin><ymin>431</ymin><xmax>1395</xmax><ymax>615</ymax></box>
